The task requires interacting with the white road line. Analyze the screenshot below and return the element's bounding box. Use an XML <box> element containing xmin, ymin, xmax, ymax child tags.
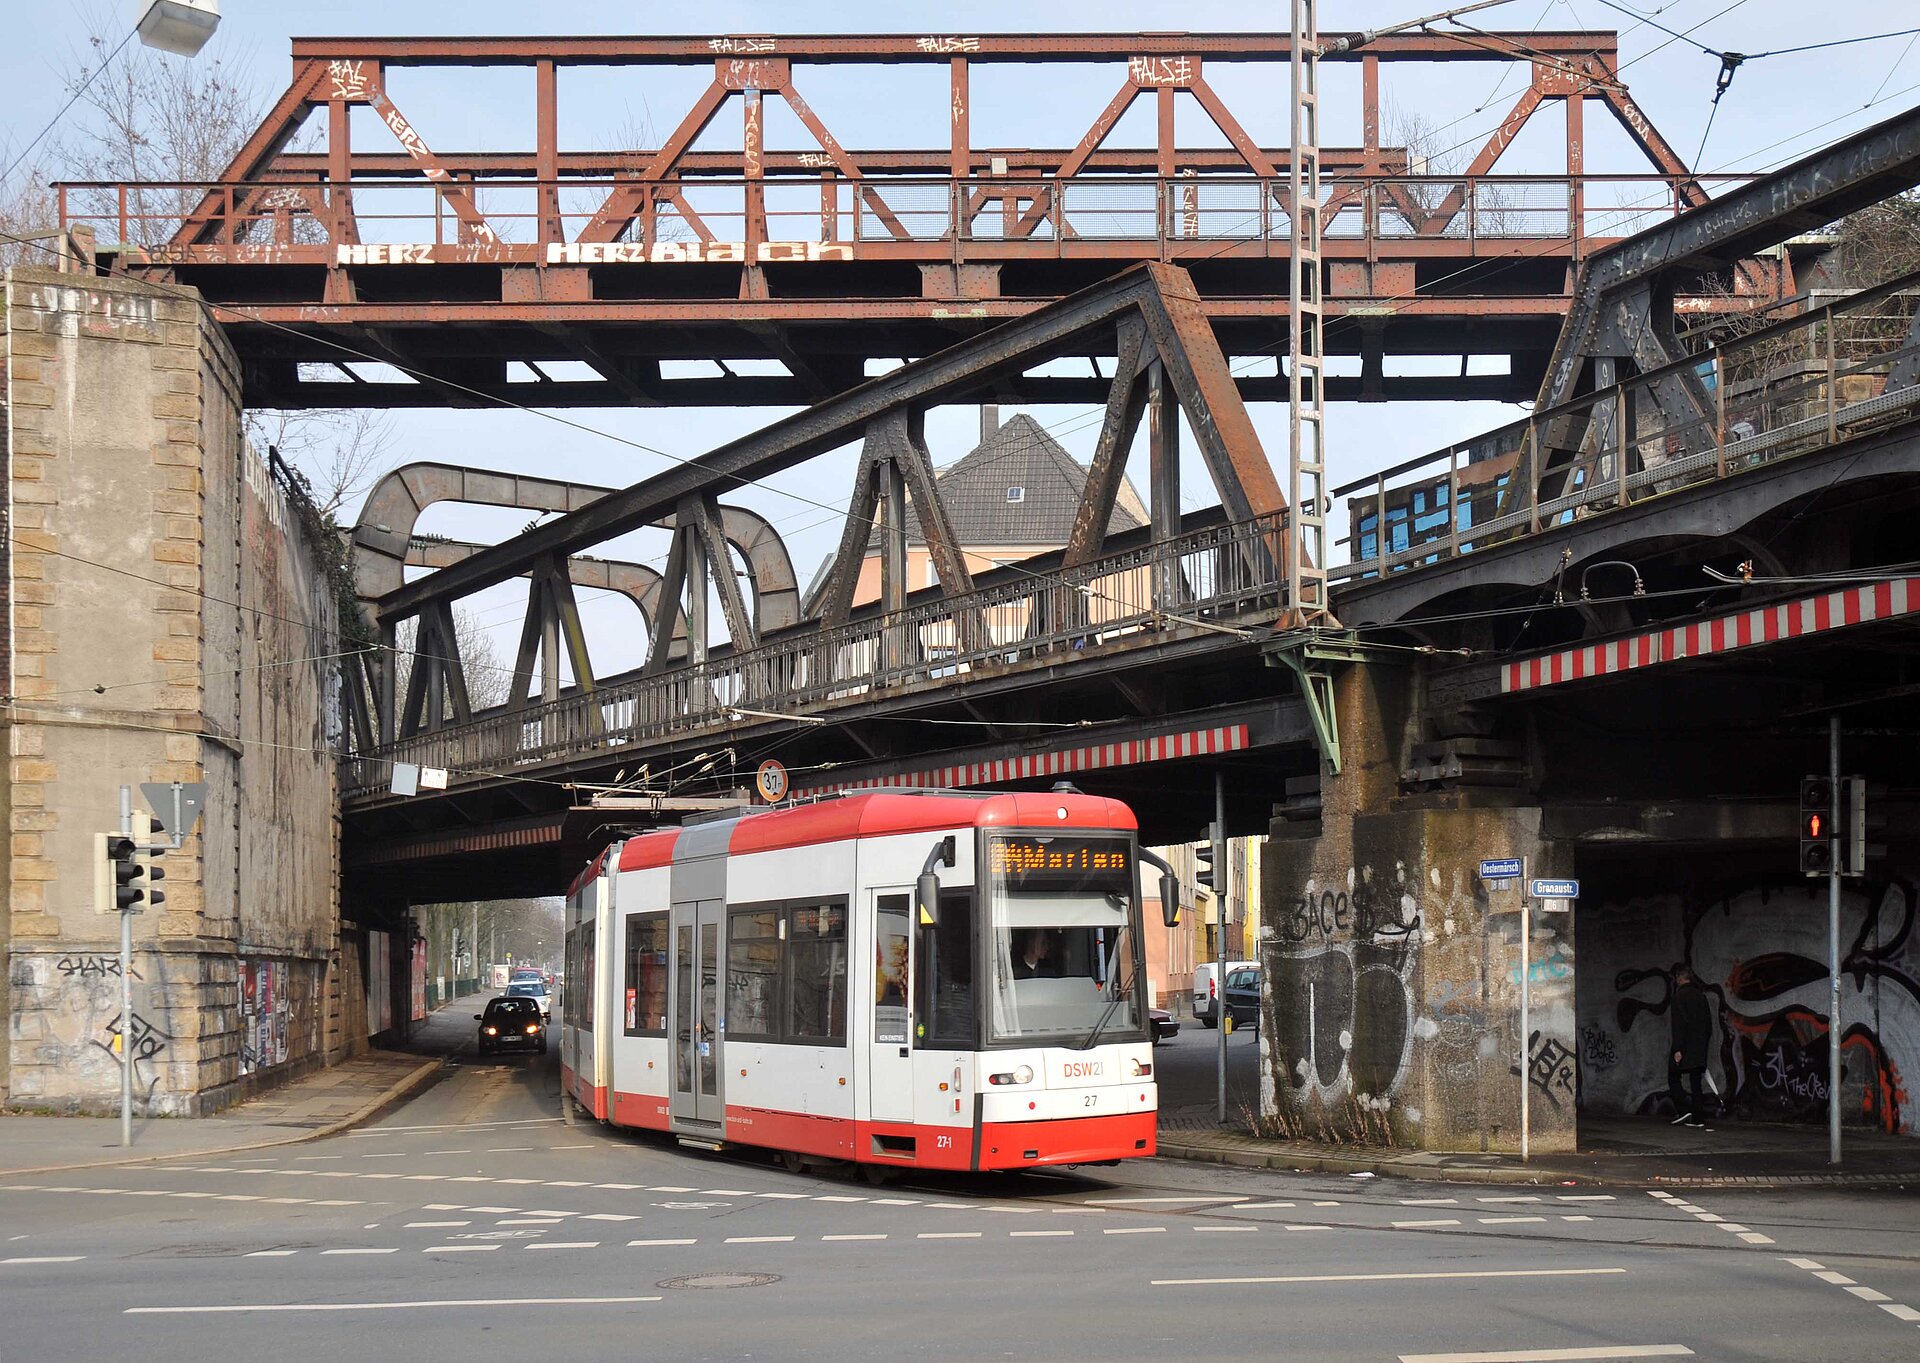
<box><xmin>594</xmin><ymin>1183</ymin><xmax>644</xmax><ymax>1190</ymax></box>
<box><xmin>648</xmin><ymin>1186</ymin><xmax>696</xmax><ymax>1193</ymax></box>
<box><xmin>1786</xmin><ymin>1258</ymin><xmax>1825</xmax><ymax>1270</ymax></box>
<box><xmin>1479</xmin><ymin>1216</ymin><xmax>1546</xmax><ymax>1225</ymax></box>
<box><xmin>1394</xmin><ymin>1219</ymin><xmax>1462</xmax><ymax>1228</ymax></box>
<box><xmin>1880</xmin><ymin>1304</ymin><xmax>1920</xmax><ymax>1322</ymax></box>
<box><xmin>494</xmin><ymin>1179</ymin><xmax>541</xmax><ymax>1185</ymax></box>
<box><xmin>580</xmin><ymin>1214</ymin><xmax>638</xmax><ymax>1222</ymax></box>
<box><xmin>423</xmin><ymin>1150</ymin><xmax>470</xmax><ymax>1156</ymax></box>
<box><xmin>296</xmin><ymin>1155</ymin><xmax>343</xmax><ymax>1161</ymax></box>
<box><xmin>320</xmin><ymin>1249</ymin><xmax>398</xmax><ymax>1256</ymax></box>
<box><xmin>701</xmin><ymin>1189</ymin><xmax>755</xmax><ymax>1196</ymax></box>
<box><xmin>1815</xmin><ymin>1271</ymin><xmax>1858</xmax><ymax>1285</ymax></box>
<box><xmin>4</xmin><ymin>1256</ymin><xmax>85</xmax><ymax>1264</ymax></box>
<box><xmin>628</xmin><ymin>1238</ymin><xmax>696</xmax><ymax>1247</ymax></box>
<box><xmin>725</xmin><ymin>1236</ymin><xmax>794</xmax><ymax>1244</ymax></box>
<box><xmin>870</xmin><ymin>1198</ymin><xmax>920</xmax><ymax>1206</ymax></box>
<box><xmin>422</xmin><ymin>1204</ymin><xmax>463</xmax><ymax>1211</ymax></box>
<box><xmin>467</xmin><ymin>1206</ymin><xmax>518</xmax><ymax>1214</ymax></box>
<box><xmin>246</xmin><ymin>1250</ymin><xmax>299</xmax><ymax>1257</ymax></box>
<box><xmin>1010</xmin><ymin>1230</ymin><xmax>1075</xmax><ymax>1237</ymax></box>
<box><xmin>1561</xmin><ymin>1216</ymin><xmax>1594</xmax><ymax>1223</ymax></box>
<box><xmin>426</xmin><ymin>1245</ymin><xmax>498</xmax><ymax>1253</ymax></box>
<box><xmin>756</xmin><ymin>1192</ymin><xmax>808</xmax><ymax>1200</ymax></box>
<box><xmin>1084</xmin><ymin>1196</ymin><xmax>1248</xmax><ymax>1205</ymax></box>
<box><xmin>1397</xmin><ymin>1347</ymin><xmax>1692</xmax><ymax>1362</ymax></box>
<box><xmin>405</xmin><ymin>1222</ymin><xmax>470</xmax><ymax>1229</ymax></box>
<box><xmin>1235</xmin><ymin>1201</ymin><xmax>1295</xmax><ymax>1209</ymax></box>
<box><xmin>1478</xmin><ymin>1196</ymin><xmax>1541</xmax><ymax>1204</ymax></box>
<box><xmin>497</xmin><ymin>1219</ymin><xmax>561</xmax><ymax>1226</ymax></box>
<box><xmin>918</xmin><ymin>1232</ymin><xmax>981</xmax><ymax>1239</ymax></box>
<box><xmin>127</xmin><ymin>1295</ymin><xmax>658</xmax><ymax>1314</ymax></box>
<box><xmin>526</xmin><ymin>1242</ymin><xmax>599</xmax><ymax>1250</ymax></box>
<box><xmin>487</xmin><ymin>1148</ymin><xmax>533</xmax><ymax>1153</ymax></box>
<box><xmin>351</xmin><ymin>1118</ymin><xmax>564</xmax><ymax>1135</ymax></box>
<box><xmin>1154</xmin><ymin>1268</ymin><xmax>1629</xmax><ymax>1288</ymax></box>
<box><xmin>1557</xmin><ymin>1195</ymin><xmax>1615</xmax><ymax>1202</ymax></box>
<box><xmin>549</xmin><ymin>1146</ymin><xmax>594</xmax><ymax>1151</ymax></box>
<box><xmin>813</xmin><ymin>1195</ymin><xmax>867</xmax><ymax>1203</ymax></box>
<box><xmin>1845</xmin><ymin>1286</ymin><xmax>1892</xmax><ymax>1302</ymax></box>
<box><xmin>311</xmin><ymin>1201</ymin><xmax>362</xmax><ymax>1207</ymax></box>
<box><xmin>1738</xmin><ymin>1233</ymin><xmax>1775</xmax><ymax>1245</ymax></box>
<box><xmin>1312</xmin><ymin>1201</ymin><xmax>1340</xmax><ymax>1207</ymax></box>
<box><xmin>1714</xmin><ymin>1223</ymin><xmax>1745</xmax><ymax>1232</ymax></box>
<box><xmin>1103</xmin><ymin>1227</ymin><xmax>1166</xmax><ymax>1235</ymax></box>
<box><xmin>1283</xmin><ymin>1225</ymin><xmax>1335</xmax><ymax>1232</ymax></box>
<box><xmin>1401</xmin><ymin>1198</ymin><xmax>1458</xmax><ymax>1206</ymax></box>
<box><xmin>1193</xmin><ymin>1226</ymin><xmax>1257</xmax><ymax>1233</ymax></box>
<box><xmin>546</xmin><ymin>1181</ymin><xmax>590</xmax><ymax>1187</ymax></box>
<box><xmin>214</xmin><ymin>1195</ymin><xmax>262</xmax><ymax>1202</ymax></box>
<box><xmin>822</xmin><ymin>1234</ymin><xmax>887</xmax><ymax>1241</ymax></box>
<box><xmin>363</xmin><ymin>1153</ymin><xmax>406</xmax><ymax>1160</ymax></box>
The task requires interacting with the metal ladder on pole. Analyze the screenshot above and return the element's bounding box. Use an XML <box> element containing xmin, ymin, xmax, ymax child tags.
<box><xmin>1288</xmin><ymin>0</ymin><xmax>1332</xmax><ymax>626</ymax></box>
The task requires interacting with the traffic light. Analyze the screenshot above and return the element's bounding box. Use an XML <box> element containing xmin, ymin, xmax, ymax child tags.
<box><xmin>1195</xmin><ymin>837</ymin><xmax>1217</xmax><ymax>891</ymax></box>
<box><xmin>93</xmin><ymin>832</ymin><xmax>136</xmax><ymax>913</ymax></box>
<box><xmin>1799</xmin><ymin>776</ymin><xmax>1835</xmax><ymax>876</ymax></box>
<box><xmin>132</xmin><ymin>812</ymin><xmax>167</xmax><ymax>910</ymax></box>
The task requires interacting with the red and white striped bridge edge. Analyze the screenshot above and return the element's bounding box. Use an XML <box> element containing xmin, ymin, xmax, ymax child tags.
<box><xmin>796</xmin><ymin>724</ymin><xmax>1251</xmax><ymax>796</ymax></box>
<box><xmin>1502</xmin><ymin>577</ymin><xmax>1918</xmax><ymax>696</ymax></box>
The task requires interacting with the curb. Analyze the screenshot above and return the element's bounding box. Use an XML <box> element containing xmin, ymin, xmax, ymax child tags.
<box><xmin>1156</xmin><ymin>1138</ymin><xmax>1920</xmax><ymax>1190</ymax></box>
<box><xmin>0</xmin><ymin>1057</ymin><xmax>449</xmax><ymax>1178</ymax></box>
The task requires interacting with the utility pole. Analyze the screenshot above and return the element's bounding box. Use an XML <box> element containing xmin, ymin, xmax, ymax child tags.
<box><xmin>1829</xmin><ymin>716</ymin><xmax>1842</xmax><ymax>1166</ymax></box>
<box><xmin>119</xmin><ymin>786</ymin><xmax>133</xmax><ymax>1148</ymax></box>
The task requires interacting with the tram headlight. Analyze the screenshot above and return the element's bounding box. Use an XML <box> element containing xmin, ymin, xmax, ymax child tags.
<box><xmin>988</xmin><ymin>1065</ymin><xmax>1035</xmax><ymax>1086</ymax></box>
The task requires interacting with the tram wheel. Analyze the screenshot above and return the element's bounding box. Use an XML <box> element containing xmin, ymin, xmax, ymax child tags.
<box><xmin>781</xmin><ymin>1151</ymin><xmax>807</xmax><ymax>1174</ymax></box>
<box><xmin>859</xmin><ymin>1163</ymin><xmax>894</xmax><ymax>1186</ymax></box>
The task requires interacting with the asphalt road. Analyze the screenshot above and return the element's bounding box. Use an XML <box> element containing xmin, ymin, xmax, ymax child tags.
<box><xmin>5</xmin><ymin>1000</ymin><xmax>1917</xmax><ymax>1362</ymax></box>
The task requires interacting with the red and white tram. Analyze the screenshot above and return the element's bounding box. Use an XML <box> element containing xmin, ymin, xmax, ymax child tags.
<box><xmin>561</xmin><ymin>787</ymin><xmax>1180</xmax><ymax>1172</ymax></box>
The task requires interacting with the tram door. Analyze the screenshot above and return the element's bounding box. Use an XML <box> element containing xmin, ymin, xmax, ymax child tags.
<box><xmin>869</xmin><ymin>891</ymin><xmax>914</xmax><ymax>1123</ymax></box>
<box><xmin>670</xmin><ymin>898</ymin><xmax>724</xmax><ymax>1128</ymax></box>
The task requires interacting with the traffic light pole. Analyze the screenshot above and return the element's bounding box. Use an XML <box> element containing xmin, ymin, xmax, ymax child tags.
<box><xmin>1214</xmin><ymin>771</ymin><xmax>1228</xmax><ymax>1125</ymax></box>
<box><xmin>119</xmin><ymin>785</ymin><xmax>133</xmax><ymax>1148</ymax></box>
<box><xmin>1829</xmin><ymin>718</ymin><xmax>1841</xmax><ymax>1166</ymax></box>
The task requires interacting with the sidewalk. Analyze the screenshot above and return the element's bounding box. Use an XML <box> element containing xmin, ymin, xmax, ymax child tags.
<box><xmin>0</xmin><ymin>1039</ymin><xmax>453</xmax><ymax>1178</ymax></box>
<box><xmin>1157</xmin><ymin>1109</ymin><xmax>1920</xmax><ymax>1190</ymax></box>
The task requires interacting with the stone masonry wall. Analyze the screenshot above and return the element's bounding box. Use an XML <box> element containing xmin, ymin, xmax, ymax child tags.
<box><xmin>3</xmin><ymin>267</ymin><xmax>341</xmax><ymax>1115</ymax></box>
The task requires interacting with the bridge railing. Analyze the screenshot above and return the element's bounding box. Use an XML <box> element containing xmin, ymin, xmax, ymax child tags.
<box><xmin>55</xmin><ymin>173</ymin><xmax>1743</xmax><ymax>257</ymax></box>
<box><xmin>1332</xmin><ymin>269</ymin><xmax>1920</xmax><ymax>581</ymax></box>
<box><xmin>345</xmin><ymin>510</ymin><xmax>1289</xmax><ymax>796</ymax></box>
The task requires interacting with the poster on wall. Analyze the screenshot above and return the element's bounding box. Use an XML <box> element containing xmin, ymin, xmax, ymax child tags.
<box><xmin>368</xmin><ymin>930</ymin><xmax>393</xmax><ymax>1035</ymax></box>
<box><xmin>239</xmin><ymin>958</ymin><xmax>294</xmax><ymax>1076</ymax></box>
<box><xmin>410</xmin><ymin>938</ymin><xmax>428</xmax><ymax>1022</ymax></box>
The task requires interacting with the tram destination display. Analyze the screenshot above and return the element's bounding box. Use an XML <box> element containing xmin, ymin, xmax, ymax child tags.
<box><xmin>987</xmin><ymin>835</ymin><xmax>1132</xmax><ymax>892</ymax></box>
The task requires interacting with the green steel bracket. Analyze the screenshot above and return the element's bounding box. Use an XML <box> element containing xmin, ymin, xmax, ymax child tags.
<box><xmin>1261</xmin><ymin>630</ymin><xmax>1397</xmax><ymax>776</ymax></box>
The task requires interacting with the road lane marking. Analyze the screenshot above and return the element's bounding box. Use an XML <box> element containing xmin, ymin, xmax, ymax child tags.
<box><xmin>320</xmin><ymin>1248</ymin><xmax>398</xmax><ymax>1256</ymax></box>
<box><xmin>426</xmin><ymin>1245</ymin><xmax>497</xmax><ymax>1253</ymax></box>
<box><xmin>1815</xmin><ymin>1271</ymin><xmax>1858</xmax><ymax>1285</ymax></box>
<box><xmin>1477</xmin><ymin>1196</ymin><xmax>1541</xmax><ymax>1204</ymax></box>
<box><xmin>1561</xmin><ymin>1216</ymin><xmax>1594</xmax><ymax>1223</ymax></box>
<box><xmin>594</xmin><ymin>1183</ymin><xmax>644</xmax><ymax>1190</ymax></box>
<box><xmin>127</xmin><ymin>1294</ymin><xmax>657</xmax><ymax>1314</ymax></box>
<box><xmin>1102</xmin><ymin>1227</ymin><xmax>1166</xmax><ymax>1235</ymax></box>
<box><xmin>1557</xmin><ymin>1195</ymin><xmax>1615</xmax><ymax>1202</ymax></box>
<box><xmin>4</xmin><ymin>1256</ymin><xmax>84</xmax><ymax>1264</ymax></box>
<box><xmin>1010</xmin><ymin>1230</ymin><xmax>1074</xmax><ymax>1237</ymax></box>
<box><xmin>725</xmin><ymin>1236</ymin><xmax>794</xmax><ymax>1244</ymax></box>
<box><xmin>245</xmin><ymin>1250</ymin><xmax>298</xmax><ymax>1257</ymax></box>
<box><xmin>756</xmin><ymin>1192</ymin><xmax>809</xmax><ymax>1199</ymax></box>
<box><xmin>363</xmin><ymin>1153</ymin><xmax>406</xmax><ymax>1160</ymax></box>
<box><xmin>918</xmin><ymin>1232</ymin><xmax>981</xmax><ymax>1239</ymax></box>
<box><xmin>405</xmin><ymin>1222</ymin><xmax>470</xmax><ymax>1229</ymax></box>
<box><xmin>1881</xmin><ymin>1304</ymin><xmax>1920</xmax><ymax>1321</ymax></box>
<box><xmin>1235</xmin><ymin>1201</ymin><xmax>1295</xmax><ymax>1209</ymax></box>
<box><xmin>1479</xmin><ymin>1216</ymin><xmax>1546</xmax><ymax>1225</ymax></box>
<box><xmin>1283</xmin><ymin>1225</ymin><xmax>1334</xmax><ymax>1232</ymax></box>
<box><xmin>487</xmin><ymin>1148</ymin><xmax>534</xmax><ymax>1153</ymax></box>
<box><xmin>580</xmin><ymin>1214</ymin><xmax>638</xmax><ymax>1222</ymax></box>
<box><xmin>1401</xmin><ymin>1198</ymin><xmax>1458</xmax><ymax>1206</ymax></box>
<box><xmin>1397</xmin><ymin>1347</ymin><xmax>1692</xmax><ymax>1362</ymax></box>
<box><xmin>1394</xmin><ymin>1219</ymin><xmax>1461</xmax><ymax>1228</ymax></box>
<box><xmin>1193</xmin><ymin>1226</ymin><xmax>1257</xmax><ymax>1233</ymax></box>
<box><xmin>526</xmin><ymin>1242</ymin><xmax>599</xmax><ymax>1250</ymax></box>
<box><xmin>1154</xmin><ymin>1268</ymin><xmax>1628</xmax><ymax>1287</ymax></box>
<box><xmin>1738</xmin><ymin>1233</ymin><xmax>1775</xmax><ymax>1244</ymax></box>
<box><xmin>869</xmin><ymin>1198</ymin><xmax>920</xmax><ymax>1206</ymax></box>
<box><xmin>1786</xmin><ymin>1258</ymin><xmax>1825</xmax><ymax>1269</ymax></box>
<box><xmin>423</xmin><ymin>1150</ymin><xmax>470</xmax><ymax>1156</ymax></box>
<box><xmin>628</xmin><ymin>1239</ymin><xmax>696</xmax><ymax>1247</ymax></box>
<box><xmin>497</xmin><ymin>1219</ymin><xmax>561</xmax><ymax>1226</ymax></box>
<box><xmin>352</xmin><ymin>1118</ymin><xmax>564</xmax><ymax>1135</ymax></box>
<box><xmin>546</xmin><ymin>1181</ymin><xmax>590</xmax><ymax>1187</ymax></box>
<box><xmin>1084</xmin><ymin>1195</ymin><xmax>1248</xmax><ymax>1205</ymax></box>
<box><xmin>1846</xmin><ymin>1286</ymin><xmax>1892</xmax><ymax>1302</ymax></box>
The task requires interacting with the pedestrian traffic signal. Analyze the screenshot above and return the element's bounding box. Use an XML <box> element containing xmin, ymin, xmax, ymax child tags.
<box><xmin>1195</xmin><ymin>837</ymin><xmax>1217</xmax><ymax>891</ymax></box>
<box><xmin>1799</xmin><ymin>776</ymin><xmax>1835</xmax><ymax>875</ymax></box>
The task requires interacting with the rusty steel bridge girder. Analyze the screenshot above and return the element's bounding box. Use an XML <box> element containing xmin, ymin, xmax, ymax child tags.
<box><xmin>356</xmin><ymin>262</ymin><xmax>1293</xmax><ymax>750</ymax></box>
<box><xmin>52</xmin><ymin>27</ymin><xmax>1778</xmax><ymax>410</ymax></box>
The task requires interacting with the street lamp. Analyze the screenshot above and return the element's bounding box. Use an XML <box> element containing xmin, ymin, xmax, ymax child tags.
<box><xmin>135</xmin><ymin>0</ymin><xmax>221</xmax><ymax>58</ymax></box>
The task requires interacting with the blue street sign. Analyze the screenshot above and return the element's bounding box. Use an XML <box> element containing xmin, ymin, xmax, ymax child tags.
<box><xmin>1478</xmin><ymin>858</ymin><xmax>1523</xmax><ymax>880</ymax></box>
<box><xmin>1530</xmin><ymin>878</ymin><xmax>1579</xmax><ymax>899</ymax></box>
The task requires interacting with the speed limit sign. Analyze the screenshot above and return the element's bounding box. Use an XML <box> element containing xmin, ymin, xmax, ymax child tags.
<box><xmin>755</xmin><ymin>760</ymin><xmax>790</xmax><ymax>804</ymax></box>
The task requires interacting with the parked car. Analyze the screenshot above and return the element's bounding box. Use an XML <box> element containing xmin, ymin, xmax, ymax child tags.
<box><xmin>1221</xmin><ymin>966</ymin><xmax>1261</xmax><ymax>1032</ymax></box>
<box><xmin>1192</xmin><ymin>960</ymin><xmax>1258</xmax><ymax>1028</ymax></box>
<box><xmin>506</xmin><ymin>979</ymin><xmax>552</xmax><ymax>1020</ymax></box>
<box><xmin>476</xmin><ymin>996</ymin><xmax>547</xmax><ymax>1057</ymax></box>
<box><xmin>1149</xmin><ymin>1007</ymin><xmax>1179</xmax><ymax>1045</ymax></box>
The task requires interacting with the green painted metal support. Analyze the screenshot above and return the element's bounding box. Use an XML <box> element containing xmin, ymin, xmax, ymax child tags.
<box><xmin>1262</xmin><ymin>630</ymin><xmax>1376</xmax><ymax>776</ymax></box>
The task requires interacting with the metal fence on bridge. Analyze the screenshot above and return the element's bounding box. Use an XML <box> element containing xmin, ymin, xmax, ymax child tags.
<box><xmin>348</xmin><ymin>509</ymin><xmax>1287</xmax><ymax>796</ymax></box>
<box><xmin>1334</xmin><ymin>268</ymin><xmax>1920</xmax><ymax>581</ymax></box>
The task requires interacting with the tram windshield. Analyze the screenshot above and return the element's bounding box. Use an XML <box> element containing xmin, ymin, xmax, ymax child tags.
<box><xmin>984</xmin><ymin>833</ymin><xmax>1143</xmax><ymax>1044</ymax></box>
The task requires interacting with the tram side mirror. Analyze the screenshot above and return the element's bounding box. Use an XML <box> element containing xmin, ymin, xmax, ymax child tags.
<box><xmin>1160</xmin><ymin>871</ymin><xmax>1181</xmax><ymax>929</ymax></box>
<box><xmin>916</xmin><ymin>834</ymin><xmax>956</xmax><ymax>929</ymax></box>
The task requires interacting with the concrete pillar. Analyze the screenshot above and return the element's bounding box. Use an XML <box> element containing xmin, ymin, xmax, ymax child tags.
<box><xmin>1261</xmin><ymin>663</ymin><xmax>1577</xmax><ymax>1153</ymax></box>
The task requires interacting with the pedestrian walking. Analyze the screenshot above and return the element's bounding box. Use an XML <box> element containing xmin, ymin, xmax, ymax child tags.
<box><xmin>1668</xmin><ymin>964</ymin><xmax>1714</xmax><ymax>1129</ymax></box>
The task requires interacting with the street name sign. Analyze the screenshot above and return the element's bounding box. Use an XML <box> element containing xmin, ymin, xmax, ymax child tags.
<box><xmin>1478</xmin><ymin>858</ymin><xmax>1523</xmax><ymax>879</ymax></box>
<box><xmin>1530</xmin><ymin>878</ymin><xmax>1579</xmax><ymax>899</ymax></box>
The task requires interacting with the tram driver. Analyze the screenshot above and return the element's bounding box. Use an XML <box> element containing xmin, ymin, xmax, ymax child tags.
<box><xmin>1013</xmin><ymin>929</ymin><xmax>1063</xmax><ymax>979</ymax></box>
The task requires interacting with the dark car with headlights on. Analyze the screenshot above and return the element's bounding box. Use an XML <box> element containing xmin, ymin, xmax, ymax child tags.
<box><xmin>476</xmin><ymin>996</ymin><xmax>547</xmax><ymax>1057</ymax></box>
<box><xmin>1222</xmin><ymin>966</ymin><xmax>1261</xmax><ymax>1032</ymax></box>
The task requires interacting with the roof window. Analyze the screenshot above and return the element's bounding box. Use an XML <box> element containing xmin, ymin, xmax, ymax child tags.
<box><xmin>1006</xmin><ymin>485</ymin><xmax>1026</xmax><ymax>503</ymax></box>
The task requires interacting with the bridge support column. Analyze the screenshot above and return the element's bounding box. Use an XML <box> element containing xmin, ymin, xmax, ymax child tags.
<box><xmin>1260</xmin><ymin>663</ymin><xmax>1578</xmax><ymax>1154</ymax></box>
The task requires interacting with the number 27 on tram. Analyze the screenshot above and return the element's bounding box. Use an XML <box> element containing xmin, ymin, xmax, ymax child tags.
<box><xmin>562</xmin><ymin>788</ymin><xmax>1182</xmax><ymax>1172</ymax></box>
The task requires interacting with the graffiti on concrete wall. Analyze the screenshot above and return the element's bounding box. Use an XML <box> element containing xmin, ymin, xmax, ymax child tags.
<box><xmin>1269</xmin><ymin>863</ymin><xmax>1424</xmax><ymax>1119</ymax></box>
<box><xmin>6</xmin><ymin>952</ymin><xmax>179</xmax><ymax>1113</ymax></box>
<box><xmin>1580</xmin><ymin>879</ymin><xmax>1917</xmax><ymax>1134</ymax></box>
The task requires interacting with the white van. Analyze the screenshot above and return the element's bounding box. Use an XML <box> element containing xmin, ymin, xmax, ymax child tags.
<box><xmin>1192</xmin><ymin>959</ymin><xmax>1259</xmax><ymax>1027</ymax></box>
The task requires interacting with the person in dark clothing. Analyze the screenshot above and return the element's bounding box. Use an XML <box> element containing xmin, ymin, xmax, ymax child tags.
<box><xmin>1668</xmin><ymin>964</ymin><xmax>1715</xmax><ymax>1128</ymax></box>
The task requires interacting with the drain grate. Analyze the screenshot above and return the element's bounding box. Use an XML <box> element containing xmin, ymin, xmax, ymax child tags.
<box><xmin>657</xmin><ymin>1272</ymin><xmax>781</xmax><ymax>1290</ymax></box>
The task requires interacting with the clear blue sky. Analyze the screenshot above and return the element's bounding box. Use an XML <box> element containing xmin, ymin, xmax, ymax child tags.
<box><xmin>9</xmin><ymin>1</ymin><xmax>1918</xmax><ymax>671</ymax></box>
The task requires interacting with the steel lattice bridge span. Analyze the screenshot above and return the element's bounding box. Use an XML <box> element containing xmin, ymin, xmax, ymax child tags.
<box><xmin>61</xmin><ymin>28</ymin><xmax>1788</xmax><ymax>409</ymax></box>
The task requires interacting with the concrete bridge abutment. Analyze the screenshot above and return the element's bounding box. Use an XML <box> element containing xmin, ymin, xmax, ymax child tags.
<box><xmin>1261</xmin><ymin>662</ymin><xmax>1578</xmax><ymax>1154</ymax></box>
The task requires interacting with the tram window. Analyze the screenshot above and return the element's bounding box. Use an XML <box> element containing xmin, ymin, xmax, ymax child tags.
<box><xmin>727</xmin><ymin>908</ymin><xmax>781</xmax><ymax>1039</ymax></box>
<box><xmin>582</xmin><ymin>933</ymin><xmax>596</xmax><ymax>1030</ymax></box>
<box><xmin>623</xmin><ymin>913</ymin><xmax>669</xmax><ymax>1035</ymax></box>
<box><xmin>787</xmin><ymin>901</ymin><xmax>848</xmax><ymax>1044</ymax></box>
<box><xmin>917</xmin><ymin>888</ymin><xmax>975</xmax><ymax>1048</ymax></box>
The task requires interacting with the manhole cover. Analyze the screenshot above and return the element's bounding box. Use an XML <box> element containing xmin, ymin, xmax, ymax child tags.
<box><xmin>657</xmin><ymin>1272</ymin><xmax>781</xmax><ymax>1290</ymax></box>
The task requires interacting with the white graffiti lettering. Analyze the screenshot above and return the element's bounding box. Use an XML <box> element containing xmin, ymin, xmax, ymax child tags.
<box><xmin>326</xmin><ymin>59</ymin><xmax>373</xmax><ymax>101</ymax></box>
<box><xmin>1128</xmin><ymin>55</ymin><xmax>1196</xmax><ymax>86</ymax></box>
<box><xmin>709</xmin><ymin>36</ymin><xmax>776</xmax><ymax>54</ymax></box>
<box><xmin>544</xmin><ymin>240</ymin><xmax>853</xmax><ymax>265</ymax></box>
<box><xmin>917</xmin><ymin>36</ymin><xmax>982</xmax><ymax>54</ymax></box>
